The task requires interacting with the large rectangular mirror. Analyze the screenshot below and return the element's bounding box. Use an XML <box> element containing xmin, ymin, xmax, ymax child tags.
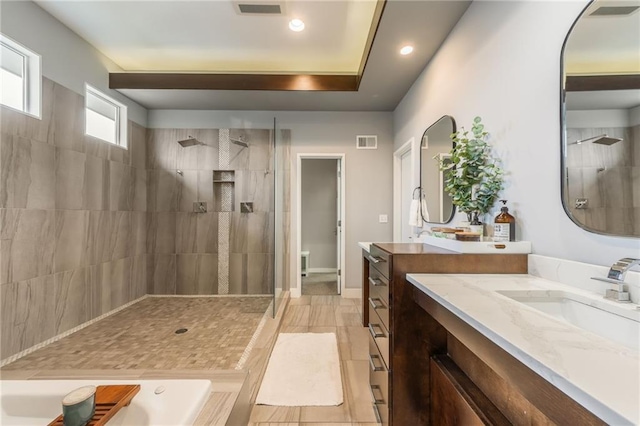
<box><xmin>561</xmin><ymin>0</ymin><xmax>640</xmax><ymax>237</ymax></box>
<box><xmin>420</xmin><ymin>115</ymin><xmax>456</xmax><ymax>224</ymax></box>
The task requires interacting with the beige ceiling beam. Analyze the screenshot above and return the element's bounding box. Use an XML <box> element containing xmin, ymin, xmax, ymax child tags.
<box><xmin>109</xmin><ymin>73</ymin><xmax>360</xmax><ymax>91</ymax></box>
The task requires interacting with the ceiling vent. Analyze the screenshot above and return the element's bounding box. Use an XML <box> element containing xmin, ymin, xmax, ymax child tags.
<box><xmin>589</xmin><ymin>5</ymin><xmax>639</xmax><ymax>16</ymax></box>
<box><xmin>356</xmin><ymin>135</ymin><xmax>378</xmax><ymax>150</ymax></box>
<box><xmin>233</xmin><ymin>1</ymin><xmax>285</xmax><ymax>15</ymax></box>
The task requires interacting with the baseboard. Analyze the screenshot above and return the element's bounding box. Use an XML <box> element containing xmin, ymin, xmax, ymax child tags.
<box><xmin>290</xmin><ymin>287</ymin><xmax>302</xmax><ymax>298</ymax></box>
<box><xmin>341</xmin><ymin>288</ymin><xmax>362</xmax><ymax>298</ymax></box>
<box><xmin>308</xmin><ymin>268</ymin><xmax>338</xmax><ymax>274</ymax></box>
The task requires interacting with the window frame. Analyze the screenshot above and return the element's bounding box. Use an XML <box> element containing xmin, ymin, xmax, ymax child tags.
<box><xmin>84</xmin><ymin>84</ymin><xmax>128</xmax><ymax>149</ymax></box>
<box><xmin>0</xmin><ymin>33</ymin><xmax>41</xmax><ymax>119</ymax></box>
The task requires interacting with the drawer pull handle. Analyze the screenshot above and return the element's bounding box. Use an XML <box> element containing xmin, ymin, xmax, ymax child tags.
<box><xmin>368</xmin><ymin>354</ymin><xmax>384</xmax><ymax>372</ymax></box>
<box><xmin>369</xmin><ymin>384</ymin><xmax>385</xmax><ymax>405</ymax></box>
<box><xmin>368</xmin><ymin>297</ymin><xmax>386</xmax><ymax>310</ymax></box>
<box><xmin>368</xmin><ymin>323</ymin><xmax>385</xmax><ymax>338</ymax></box>
<box><xmin>372</xmin><ymin>403</ymin><xmax>382</xmax><ymax>424</ymax></box>
<box><xmin>367</xmin><ymin>255</ymin><xmax>384</xmax><ymax>264</ymax></box>
<box><xmin>368</xmin><ymin>277</ymin><xmax>386</xmax><ymax>287</ymax></box>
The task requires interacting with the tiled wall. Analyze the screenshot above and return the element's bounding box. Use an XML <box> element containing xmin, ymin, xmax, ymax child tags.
<box><xmin>566</xmin><ymin>126</ymin><xmax>639</xmax><ymax>236</ymax></box>
<box><xmin>146</xmin><ymin>127</ymin><xmax>289</xmax><ymax>295</ymax></box>
<box><xmin>0</xmin><ymin>77</ymin><xmax>147</xmax><ymax>360</ymax></box>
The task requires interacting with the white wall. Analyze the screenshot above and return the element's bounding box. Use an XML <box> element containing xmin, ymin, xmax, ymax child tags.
<box><xmin>394</xmin><ymin>0</ymin><xmax>639</xmax><ymax>267</ymax></box>
<box><xmin>302</xmin><ymin>159</ymin><xmax>338</xmax><ymax>270</ymax></box>
<box><xmin>0</xmin><ymin>1</ymin><xmax>147</xmax><ymax>126</ymax></box>
<box><xmin>149</xmin><ymin>110</ymin><xmax>394</xmax><ymax>290</ymax></box>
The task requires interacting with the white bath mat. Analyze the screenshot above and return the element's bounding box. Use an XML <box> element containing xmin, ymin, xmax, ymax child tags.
<box><xmin>255</xmin><ymin>332</ymin><xmax>343</xmax><ymax>406</ymax></box>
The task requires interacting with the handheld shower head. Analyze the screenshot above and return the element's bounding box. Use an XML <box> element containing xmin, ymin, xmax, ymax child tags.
<box><xmin>177</xmin><ymin>136</ymin><xmax>203</xmax><ymax>147</ymax></box>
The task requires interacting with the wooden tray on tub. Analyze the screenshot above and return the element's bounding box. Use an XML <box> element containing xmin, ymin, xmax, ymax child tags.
<box><xmin>48</xmin><ymin>385</ymin><xmax>140</xmax><ymax>426</ymax></box>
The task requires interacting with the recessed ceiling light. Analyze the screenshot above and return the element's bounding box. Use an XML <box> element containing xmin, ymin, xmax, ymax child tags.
<box><xmin>400</xmin><ymin>45</ymin><xmax>414</xmax><ymax>55</ymax></box>
<box><xmin>289</xmin><ymin>18</ymin><xmax>305</xmax><ymax>32</ymax></box>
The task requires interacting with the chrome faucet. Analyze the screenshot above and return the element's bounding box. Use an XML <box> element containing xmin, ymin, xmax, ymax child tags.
<box><xmin>592</xmin><ymin>258</ymin><xmax>639</xmax><ymax>303</ymax></box>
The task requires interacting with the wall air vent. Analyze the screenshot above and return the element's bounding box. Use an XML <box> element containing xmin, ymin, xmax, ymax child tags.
<box><xmin>589</xmin><ymin>6</ymin><xmax>639</xmax><ymax>16</ymax></box>
<box><xmin>356</xmin><ymin>135</ymin><xmax>378</xmax><ymax>150</ymax></box>
<box><xmin>234</xmin><ymin>1</ymin><xmax>285</xmax><ymax>15</ymax></box>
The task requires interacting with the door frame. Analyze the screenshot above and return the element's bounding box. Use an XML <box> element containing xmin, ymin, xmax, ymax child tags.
<box><xmin>296</xmin><ymin>153</ymin><xmax>346</xmax><ymax>297</ymax></box>
<box><xmin>393</xmin><ymin>138</ymin><xmax>416</xmax><ymax>241</ymax></box>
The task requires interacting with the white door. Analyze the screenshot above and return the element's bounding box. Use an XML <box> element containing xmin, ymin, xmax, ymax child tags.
<box><xmin>400</xmin><ymin>150</ymin><xmax>414</xmax><ymax>242</ymax></box>
<box><xmin>336</xmin><ymin>160</ymin><xmax>342</xmax><ymax>294</ymax></box>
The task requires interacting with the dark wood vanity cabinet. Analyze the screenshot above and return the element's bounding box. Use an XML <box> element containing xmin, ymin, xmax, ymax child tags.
<box><xmin>362</xmin><ymin>243</ymin><xmax>528</xmax><ymax>426</ymax></box>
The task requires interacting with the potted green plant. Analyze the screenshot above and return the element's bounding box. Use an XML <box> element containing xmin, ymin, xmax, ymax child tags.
<box><xmin>437</xmin><ymin>116</ymin><xmax>504</xmax><ymax>232</ymax></box>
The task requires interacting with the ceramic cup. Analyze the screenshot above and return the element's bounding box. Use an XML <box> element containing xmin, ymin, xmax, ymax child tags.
<box><xmin>62</xmin><ymin>385</ymin><xmax>96</xmax><ymax>426</ymax></box>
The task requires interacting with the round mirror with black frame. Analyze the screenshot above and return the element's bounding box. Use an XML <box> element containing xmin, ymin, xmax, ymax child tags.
<box><xmin>560</xmin><ymin>0</ymin><xmax>640</xmax><ymax>238</ymax></box>
<box><xmin>420</xmin><ymin>115</ymin><xmax>456</xmax><ymax>224</ymax></box>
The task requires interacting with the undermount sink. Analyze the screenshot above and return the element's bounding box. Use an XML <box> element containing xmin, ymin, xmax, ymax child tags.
<box><xmin>497</xmin><ymin>290</ymin><xmax>640</xmax><ymax>351</ymax></box>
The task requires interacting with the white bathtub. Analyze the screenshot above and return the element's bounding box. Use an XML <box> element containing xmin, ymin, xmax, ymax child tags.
<box><xmin>0</xmin><ymin>379</ymin><xmax>212</xmax><ymax>425</ymax></box>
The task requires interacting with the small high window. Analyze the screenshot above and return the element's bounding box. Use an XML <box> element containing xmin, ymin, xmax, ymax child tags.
<box><xmin>0</xmin><ymin>34</ymin><xmax>41</xmax><ymax>118</ymax></box>
<box><xmin>85</xmin><ymin>84</ymin><xmax>127</xmax><ymax>148</ymax></box>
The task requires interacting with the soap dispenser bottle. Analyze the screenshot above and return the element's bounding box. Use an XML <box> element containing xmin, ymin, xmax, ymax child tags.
<box><xmin>494</xmin><ymin>200</ymin><xmax>515</xmax><ymax>242</ymax></box>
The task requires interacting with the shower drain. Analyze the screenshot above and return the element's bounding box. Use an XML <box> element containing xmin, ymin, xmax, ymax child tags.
<box><xmin>174</xmin><ymin>328</ymin><xmax>188</xmax><ymax>334</ymax></box>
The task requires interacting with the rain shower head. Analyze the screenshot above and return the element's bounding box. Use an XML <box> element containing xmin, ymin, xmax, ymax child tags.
<box><xmin>230</xmin><ymin>137</ymin><xmax>249</xmax><ymax>148</ymax></box>
<box><xmin>570</xmin><ymin>134</ymin><xmax>623</xmax><ymax>146</ymax></box>
<box><xmin>177</xmin><ymin>136</ymin><xmax>203</xmax><ymax>147</ymax></box>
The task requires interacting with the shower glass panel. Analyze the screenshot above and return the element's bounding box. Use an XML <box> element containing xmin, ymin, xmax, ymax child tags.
<box><xmin>273</xmin><ymin>118</ymin><xmax>289</xmax><ymax>317</ymax></box>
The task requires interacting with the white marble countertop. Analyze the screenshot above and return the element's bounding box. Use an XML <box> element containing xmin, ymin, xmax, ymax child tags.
<box><xmin>407</xmin><ymin>273</ymin><xmax>640</xmax><ymax>425</ymax></box>
<box><xmin>358</xmin><ymin>242</ymin><xmax>372</xmax><ymax>253</ymax></box>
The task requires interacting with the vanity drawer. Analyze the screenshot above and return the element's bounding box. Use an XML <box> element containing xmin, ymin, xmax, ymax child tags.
<box><xmin>368</xmin><ymin>296</ymin><xmax>389</xmax><ymax>333</ymax></box>
<box><xmin>368</xmin><ymin>315</ymin><xmax>390</xmax><ymax>368</ymax></box>
<box><xmin>368</xmin><ymin>266</ymin><xmax>389</xmax><ymax>306</ymax></box>
<box><xmin>368</xmin><ymin>245</ymin><xmax>390</xmax><ymax>280</ymax></box>
<box><xmin>369</xmin><ymin>334</ymin><xmax>389</xmax><ymax>425</ymax></box>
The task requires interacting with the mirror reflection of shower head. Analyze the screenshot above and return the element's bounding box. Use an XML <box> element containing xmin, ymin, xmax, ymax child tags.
<box><xmin>570</xmin><ymin>134</ymin><xmax>623</xmax><ymax>146</ymax></box>
<box><xmin>230</xmin><ymin>136</ymin><xmax>249</xmax><ymax>148</ymax></box>
<box><xmin>177</xmin><ymin>136</ymin><xmax>204</xmax><ymax>147</ymax></box>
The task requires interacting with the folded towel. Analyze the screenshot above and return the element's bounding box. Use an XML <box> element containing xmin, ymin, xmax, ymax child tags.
<box><xmin>409</xmin><ymin>199</ymin><xmax>421</xmax><ymax>227</ymax></box>
<box><xmin>421</xmin><ymin>198</ymin><xmax>430</xmax><ymax>223</ymax></box>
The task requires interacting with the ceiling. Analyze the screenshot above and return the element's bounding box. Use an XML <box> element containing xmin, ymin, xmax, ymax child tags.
<box><xmin>566</xmin><ymin>89</ymin><xmax>640</xmax><ymax>110</ymax></box>
<box><xmin>35</xmin><ymin>0</ymin><xmax>472</xmax><ymax>111</ymax></box>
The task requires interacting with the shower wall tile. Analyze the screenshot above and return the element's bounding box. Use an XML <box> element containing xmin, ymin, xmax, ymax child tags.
<box><xmin>51</xmin><ymin>83</ymin><xmax>85</xmax><ymax>153</ymax></box>
<box><xmin>84</xmin><ymin>134</ymin><xmax>110</xmax><ymax>160</ymax></box>
<box><xmin>147</xmin><ymin>169</ymin><xmax>177</xmax><ymax>212</ymax></box>
<box><xmin>109</xmin><ymin>142</ymin><xmax>131</xmax><ymax>166</ymax></box>
<box><xmin>130</xmin><ymin>254</ymin><xmax>147</xmax><ymax>301</ymax></box>
<box><xmin>0</xmin><ymin>209</ymin><xmax>55</xmax><ymax>284</ymax></box>
<box><xmin>177</xmin><ymin>170</ymin><xmax>198</xmax><ymax>212</ymax></box>
<box><xmin>247</xmin><ymin>253</ymin><xmax>274</xmax><ymax>294</ymax></box>
<box><xmin>632</xmin><ymin>167</ymin><xmax>640</xmax><ymax>208</ymax></box>
<box><xmin>0</xmin><ymin>274</ymin><xmax>56</xmax><ymax>359</ymax></box>
<box><xmin>109</xmin><ymin>257</ymin><xmax>132</xmax><ymax>310</ymax></box>
<box><xmin>131</xmin><ymin>122</ymin><xmax>147</xmax><ymax>170</ymax></box>
<box><xmin>55</xmin><ymin>148</ymin><xmax>86</xmax><ymax>210</ymax></box>
<box><xmin>176</xmin><ymin>213</ymin><xmax>198</xmax><ymax>253</ymax></box>
<box><xmin>84</xmin><ymin>155</ymin><xmax>109</xmax><ymax>211</ymax></box>
<box><xmin>85</xmin><ymin>211</ymin><xmax>112</xmax><ymax>266</ymax></box>
<box><xmin>198</xmin><ymin>140</ymin><xmax>220</xmax><ymax>170</ymax></box>
<box><xmin>602</xmin><ymin>167</ymin><xmax>632</xmax><ymax>208</ymax></box>
<box><xmin>605</xmin><ymin>206</ymin><xmax>634</xmax><ymax>236</ymax></box>
<box><xmin>87</xmin><ymin>263</ymin><xmax>108</xmax><ymax>318</ymax></box>
<box><xmin>110</xmin><ymin>211</ymin><xmax>132</xmax><ymax>261</ymax></box>
<box><xmin>196</xmin><ymin>213</ymin><xmax>218</xmax><ymax>253</ymax></box>
<box><xmin>109</xmin><ymin>161</ymin><xmax>134</xmax><ymax>211</ymax></box>
<box><xmin>228</xmin><ymin>253</ymin><xmax>247</xmax><ymax>295</ymax></box>
<box><xmin>230</xmin><ymin>212</ymin><xmax>274</xmax><ymax>253</ymax></box>
<box><xmin>176</xmin><ymin>254</ymin><xmax>218</xmax><ymax>295</ymax></box>
<box><xmin>54</xmin><ymin>210</ymin><xmax>88</xmax><ymax>273</ymax></box>
<box><xmin>197</xmin><ymin>170</ymin><xmax>214</xmax><ymax>206</ymax></box>
<box><xmin>0</xmin><ymin>78</ymin><xmax>53</xmax><ymax>145</ymax></box>
<box><xmin>235</xmin><ymin>170</ymin><xmax>274</xmax><ymax>213</ymax></box>
<box><xmin>131</xmin><ymin>211</ymin><xmax>147</xmax><ymax>256</ymax></box>
<box><xmin>146</xmin><ymin>129</ymin><xmax>182</xmax><ymax>170</ymax></box>
<box><xmin>0</xmin><ymin>134</ymin><xmax>55</xmax><ymax>210</ymax></box>
<box><xmin>133</xmin><ymin>167</ymin><xmax>147</xmax><ymax>212</ymax></box>
<box><xmin>147</xmin><ymin>212</ymin><xmax>176</xmax><ymax>254</ymax></box>
<box><xmin>147</xmin><ymin>254</ymin><xmax>176</xmax><ymax>295</ymax></box>
<box><xmin>54</xmin><ymin>267</ymin><xmax>90</xmax><ymax>334</ymax></box>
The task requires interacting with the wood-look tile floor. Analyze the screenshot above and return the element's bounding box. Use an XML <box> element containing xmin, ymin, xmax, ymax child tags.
<box><xmin>2</xmin><ymin>296</ymin><xmax>272</xmax><ymax>371</ymax></box>
<box><xmin>301</xmin><ymin>274</ymin><xmax>338</xmax><ymax>296</ymax></box>
<box><xmin>249</xmin><ymin>295</ymin><xmax>376</xmax><ymax>426</ymax></box>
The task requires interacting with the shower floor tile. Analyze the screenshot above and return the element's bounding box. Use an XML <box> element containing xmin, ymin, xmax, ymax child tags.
<box><xmin>2</xmin><ymin>296</ymin><xmax>272</xmax><ymax>371</ymax></box>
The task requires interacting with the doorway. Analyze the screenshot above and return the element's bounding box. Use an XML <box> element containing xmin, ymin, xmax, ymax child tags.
<box><xmin>297</xmin><ymin>154</ymin><xmax>345</xmax><ymax>296</ymax></box>
<box><xmin>393</xmin><ymin>138</ymin><xmax>416</xmax><ymax>242</ymax></box>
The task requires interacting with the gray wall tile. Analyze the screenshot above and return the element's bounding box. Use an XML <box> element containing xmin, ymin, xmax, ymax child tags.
<box><xmin>54</xmin><ymin>267</ymin><xmax>90</xmax><ymax>334</ymax></box>
<box><xmin>0</xmin><ymin>209</ymin><xmax>55</xmax><ymax>284</ymax></box>
<box><xmin>147</xmin><ymin>169</ymin><xmax>176</xmax><ymax>212</ymax></box>
<box><xmin>54</xmin><ymin>210</ymin><xmax>88</xmax><ymax>273</ymax></box>
<box><xmin>176</xmin><ymin>170</ymin><xmax>198</xmax><ymax>212</ymax></box>
<box><xmin>55</xmin><ymin>148</ymin><xmax>86</xmax><ymax>210</ymax></box>
<box><xmin>51</xmin><ymin>83</ymin><xmax>85</xmax><ymax>153</ymax></box>
<box><xmin>176</xmin><ymin>212</ymin><xmax>197</xmax><ymax>253</ymax></box>
<box><xmin>109</xmin><ymin>161</ymin><xmax>134</xmax><ymax>211</ymax></box>
<box><xmin>1</xmin><ymin>134</ymin><xmax>55</xmax><ymax>210</ymax></box>
<box><xmin>84</xmin><ymin>155</ymin><xmax>109</xmax><ymax>211</ymax></box>
<box><xmin>147</xmin><ymin>254</ymin><xmax>176</xmax><ymax>294</ymax></box>
<box><xmin>176</xmin><ymin>254</ymin><xmax>218</xmax><ymax>295</ymax></box>
<box><xmin>147</xmin><ymin>212</ymin><xmax>176</xmax><ymax>254</ymax></box>
<box><xmin>133</xmin><ymin>167</ymin><xmax>147</xmax><ymax>212</ymax></box>
<box><xmin>131</xmin><ymin>122</ymin><xmax>147</xmax><ymax>170</ymax></box>
<box><xmin>85</xmin><ymin>211</ymin><xmax>112</xmax><ymax>266</ymax></box>
<box><xmin>110</xmin><ymin>211</ymin><xmax>132</xmax><ymax>260</ymax></box>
